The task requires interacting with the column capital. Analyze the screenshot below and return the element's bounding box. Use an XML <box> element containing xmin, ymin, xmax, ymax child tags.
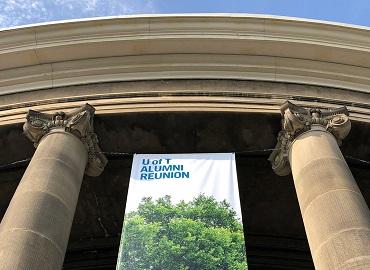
<box><xmin>23</xmin><ymin>104</ymin><xmax>107</xmax><ymax>176</ymax></box>
<box><xmin>269</xmin><ymin>101</ymin><xmax>351</xmax><ymax>176</ymax></box>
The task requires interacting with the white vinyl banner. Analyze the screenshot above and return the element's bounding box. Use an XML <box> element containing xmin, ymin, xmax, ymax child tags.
<box><xmin>117</xmin><ymin>153</ymin><xmax>247</xmax><ymax>270</ymax></box>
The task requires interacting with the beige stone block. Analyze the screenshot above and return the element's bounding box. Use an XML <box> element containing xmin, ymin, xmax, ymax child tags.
<box><xmin>303</xmin><ymin>190</ymin><xmax>370</xmax><ymax>250</ymax></box>
<box><xmin>290</xmin><ymin>130</ymin><xmax>344</xmax><ymax>176</ymax></box>
<box><xmin>314</xmin><ymin>229</ymin><xmax>370</xmax><ymax>270</ymax></box>
<box><xmin>294</xmin><ymin>158</ymin><xmax>360</xmax><ymax>213</ymax></box>
<box><xmin>19</xmin><ymin>159</ymin><xmax>82</xmax><ymax>212</ymax></box>
<box><xmin>0</xmin><ymin>190</ymin><xmax>73</xmax><ymax>252</ymax></box>
<box><xmin>336</xmin><ymin>256</ymin><xmax>370</xmax><ymax>270</ymax></box>
<box><xmin>0</xmin><ymin>229</ymin><xmax>64</xmax><ymax>270</ymax></box>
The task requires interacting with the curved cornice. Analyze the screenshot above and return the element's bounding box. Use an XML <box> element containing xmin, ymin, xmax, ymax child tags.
<box><xmin>0</xmin><ymin>14</ymin><xmax>370</xmax><ymax>95</ymax></box>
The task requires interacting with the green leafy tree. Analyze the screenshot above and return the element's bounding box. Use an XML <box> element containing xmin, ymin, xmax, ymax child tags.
<box><xmin>117</xmin><ymin>195</ymin><xmax>247</xmax><ymax>270</ymax></box>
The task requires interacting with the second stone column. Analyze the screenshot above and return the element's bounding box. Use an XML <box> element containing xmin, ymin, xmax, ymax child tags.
<box><xmin>270</xmin><ymin>101</ymin><xmax>370</xmax><ymax>270</ymax></box>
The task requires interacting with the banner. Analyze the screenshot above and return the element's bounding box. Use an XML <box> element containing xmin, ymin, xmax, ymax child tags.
<box><xmin>116</xmin><ymin>153</ymin><xmax>247</xmax><ymax>270</ymax></box>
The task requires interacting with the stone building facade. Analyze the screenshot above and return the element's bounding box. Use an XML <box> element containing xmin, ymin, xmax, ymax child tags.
<box><xmin>0</xmin><ymin>15</ymin><xmax>369</xmax><ymax>269</ymax></box>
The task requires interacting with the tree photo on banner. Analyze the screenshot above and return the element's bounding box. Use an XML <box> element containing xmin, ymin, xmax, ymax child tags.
<box><xmin>116</xmin><ymin>153</ymin><xmax>248</xmax><ymax>270</ymax></box>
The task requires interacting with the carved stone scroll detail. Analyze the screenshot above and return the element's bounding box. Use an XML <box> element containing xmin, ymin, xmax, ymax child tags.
<box><xmin>269</xmin><ymin>101</ymin><xmax>351</xmax><ymax>176</ymax></box>
<box><xmin>23</xmin><ymin>104</ymin><xmax>107</xmax><ymax>176</ymax></box>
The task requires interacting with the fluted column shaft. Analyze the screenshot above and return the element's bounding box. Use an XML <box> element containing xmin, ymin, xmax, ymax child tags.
<box><xmin>270</xmin><ymin>101</ymin><xmax>370</xmax><ymax>270</ymax></box>
<box><xmin>290</xmin><ymin>126</ymin><xmax>370</xmax><ymax>269</ymax></box>
<box><xmin>0</xmin><ymin>130</ymin><xmax>87</xmax><ymax>269</ymax></box>
<box><xmin>0</xmin><ymin>104</ymin><xmax>107</xmax><ymax>270</ymax></box>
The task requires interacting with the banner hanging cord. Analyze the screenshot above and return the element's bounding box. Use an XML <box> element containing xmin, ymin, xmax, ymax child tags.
<box><xmin>102</xmin><ymin>148</ymin><xmax>279</xmax><ymax>157</ymax></box>
<box><xmin>0</xmin><ymin>149</ymin><xmax>369</xmax><ymax>170</ymax></box>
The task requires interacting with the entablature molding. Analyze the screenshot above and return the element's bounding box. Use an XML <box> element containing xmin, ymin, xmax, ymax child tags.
<box><xmin>0</xmin><ymin>80</ymin><xmax>369</xmax><ymax>127</ymax></box>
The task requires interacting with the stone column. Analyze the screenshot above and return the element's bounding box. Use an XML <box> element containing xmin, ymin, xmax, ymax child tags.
<box><xmin>0</xmin><ymin>104</ymin><xmax>107</xmax><ymax>270</ymax></box>
<box><xmin>269</xmin><ymin>101</ymin><xmax>370</xmax><ymax>270</ymax></box>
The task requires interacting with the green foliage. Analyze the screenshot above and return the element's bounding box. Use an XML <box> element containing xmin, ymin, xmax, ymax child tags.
<box><xmin>117</xmin><ymin>195</ymin><xmax>247</xmax><ymax>270</ymax></box>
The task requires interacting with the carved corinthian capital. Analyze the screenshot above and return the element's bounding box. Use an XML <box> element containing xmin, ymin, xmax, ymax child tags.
<box><xmin>23</xmin><ymin>104</ymin><xmax>108</xmax><ymax>176</ymax></box>
<box><xmin>269</xmin><ymin>101</ymin><xmax>351</xmax><ymax>176</ymax></box>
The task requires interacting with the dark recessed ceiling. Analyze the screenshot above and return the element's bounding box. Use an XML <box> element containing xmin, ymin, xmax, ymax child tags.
<box><xmin>0</xmin><ymin>112</ymin><xmax>368</xmax><ymax>270</ymax></box>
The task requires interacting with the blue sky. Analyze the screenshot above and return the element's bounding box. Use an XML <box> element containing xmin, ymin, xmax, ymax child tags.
<box><xmin>0</xmin><ymin>0</ymin><xmax>370</xmax><ymax>29</ymax></box>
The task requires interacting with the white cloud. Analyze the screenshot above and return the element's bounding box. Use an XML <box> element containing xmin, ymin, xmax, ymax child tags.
<box><xmin>85</xmin><ymin>0</ymin><xmax>98</xmax><ymax>11</ymax></box>
<box><xmin>0</xmin><ymin>0</ymin><xmax>156</xmax><ymax>28</ymax></box>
